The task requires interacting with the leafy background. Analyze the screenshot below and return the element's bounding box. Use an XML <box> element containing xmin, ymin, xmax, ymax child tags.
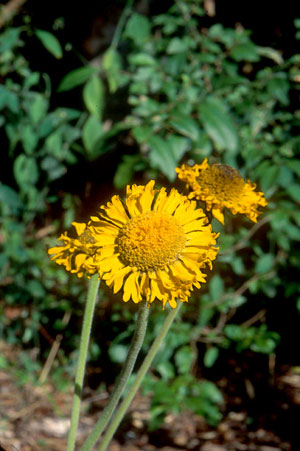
<box><xmin>1</xmin><ymin>0</ymin><xmax>300</xmax><ymax>448</ymax></box>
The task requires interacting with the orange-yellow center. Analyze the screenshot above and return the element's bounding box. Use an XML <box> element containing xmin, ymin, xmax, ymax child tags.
<box><xmin>116</xmin><ymin>212</ymin><xmax>186</xmax><ymax>271</ymax></box>
<box><xmin>198</xmin><ymin>164</ymin><xmax>244</xmax><ymax>202</ymax></box>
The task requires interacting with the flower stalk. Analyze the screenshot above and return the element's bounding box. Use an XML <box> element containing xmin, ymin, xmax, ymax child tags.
<box><xmin>67</xmin><ymin>274</ymin><xmax>100</xmax><ymax>451</ymax></box>
<box><xmin>81</xmin><ymin>300</ymin><xmax>149</xmax><ymax>450</ymax></box>
<box><xmin>97</xmin><ymin>302</ymin><xmax>183</xmax><ymax>451</ymax></box>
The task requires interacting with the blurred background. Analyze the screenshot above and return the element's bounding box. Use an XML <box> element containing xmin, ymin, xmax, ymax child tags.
<box><xmin>1</xmin><ymin>0</ymin><xmax>300</xmax><ymax>449</ymax></box>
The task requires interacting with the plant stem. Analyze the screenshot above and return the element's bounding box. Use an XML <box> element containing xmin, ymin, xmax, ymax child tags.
<box><xmin>67</xmin><ymin>274</ymin><xmax>100</xmax><ymax>451</ymax></box>
<box><xmin>98</xmin><ymin>302</ymin><xmax>183</xmax><ymax>451</ymax></box>
<box><xmin>110</xmin><ymin>0</ymin><xmax>135</xmax><ymax>50</ymax></box>
<box><xmin>81</xmin><ymin>300</ymin><xmax>149</xmax><ymax>451</ymax></box>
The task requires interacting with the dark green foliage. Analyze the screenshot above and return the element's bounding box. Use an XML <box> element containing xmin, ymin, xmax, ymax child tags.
<box><xmin>1</xmin><ymin>0</ymin><xmax>300</xmax><ymax>432</ymax></box>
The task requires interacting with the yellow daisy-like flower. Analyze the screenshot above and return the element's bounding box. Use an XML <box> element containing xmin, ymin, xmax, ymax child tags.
<box><xmin>176</xmin><ymin>159</ymin><xmax>268</xmax><ymax>225</ymax></box>
<box><xmin>89</xmin><ymin>180</ymin><xmax>219</xmax><ymax>309</ymax></box>
<box><xmin>48</xmin><ymin>222</ymin><xmax>97</xmax><ymax>278</ymax></box>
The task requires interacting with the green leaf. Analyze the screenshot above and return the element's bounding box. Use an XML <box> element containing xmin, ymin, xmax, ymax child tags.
<box><xmin>167</xmin><ymin>135</ymin><xmax>189</xmax><ymax>162</ymax></box>
<box><xmin>124</xmin><ymin>13</ymin><xmax>151</xmax><ymax>45</ymax></box>
<box><xmin>108</xmin><ymin>344</ymin><xmax>128</xmax><ymax>363</ymax></box>
<box><xmin>224</xmin><ymin>325</ymin><xmax>243</xmax><ymax>341</ymax></box>
<box><xmin>167</xmin><ymin>37</ymin><xmax>188</xmax><ymax>54</ymax></box>
<box><xmin>35</xmin><ymin>29</ymin><xmax>63</xmax><ymax>59</ymax></box>
<box><xmin>255</xmin><ymin>254</ymin><xmax>274</xmax><ymax>274</ymax></box>
<box><xmin>148</xmin><ymin>135</ymin><xmax>177</xmax><ymax>181</ymax></box>
<box><xmin>0</xmin><ymin>85</ymin><xmax>19</xmax><ymax>113</ymax></box>
<box><xmin>21</xmin><ymin>125</ymin><xmax>38</xmax><ymax>154</ymax></box>
<box><xmin>286</xmin><ymin>184</ymin><xmax>300</xmax><ymax>202</ymax></box>
<box><xmin>175</xmin><ymin>346</ymin><xmax>195</xmax><ymax>374</ymax></box>
<box><xmin>286</xmin><ymin>159</ymin><xmax>300</xmax><ymax>177</ymax></box>
<box><xmin>114</xmin><ymin>155</ymin><xmax>145</xmax><ymax>189</ymax></box>
<box><xmin>83</xmin><ymin>76</ymin><xmax>105</xmax><ymax>118</ymax></box>
<box><xmin>156</xmin><ymin>362</ymin><xmax>175</xmax><ymax>380</ymax></box>
<box><xmin>132</xmin><ymin>126</ymin><xmax>153</xmax><ymax>143</ymax></box>
<box><xmin>14</xmin><ymin>154</ymin><xmax>39</xmax><ymax>187</ymax></box>
<box><xmin>170</xmin><ymin>112</ymin><xmax>200</xmax><ymax>141</ymax></box>
<box><xmin>58</xmin><ymin>66</ymin><xmax>97</xmax><ymax>92</ymax></box>
<box><xmin>209</xmin><ymin>275</ymin><xmax>224</xmax><ymax>302</ymax></box>
<box><xmin>204</xmin><ymin>347</ymin><xmax>219</xmax><ymax>368</ymax></box>
<box><xmin>230</xmin><ymin>42</ymin><xmax>259</xmax><ymax>62</ymax></box>
<box><xmin>29</xmin><ymin>94</ymin><xmax>48</xmax><ymax>124</ymax></box>
<box><xmin>82</xmin><ymin>115</ymin><xmax>103</xmax><ymax>153</ymax></box>
<box><xmin>0</xmin><ymin>184</ymin><xmax>20</xmax><ymax>210</ymax></box>
<box><xmin>261</xmin><ymin>165</ymin><xmax>280</xmax><ymax>192</ymax></box>
<box><xmin>198</xmin><ymin>97</ymin><xmax>238</xmax><ymax>153</ymax></box>
<box><xmin>267</xmin><ymin>77</ymin><xmax>289</xmax><ymax>105</ymax></box>
<box><xmin>257</xmin><ymin>46</ymin><xmax>283</xmax><ymax>64</ymax></box>
<box><xmin>129</xmin><ymin>53</ymin><xmax>156</xmax><ymax>66</ymax></box>
<box><xmin>102</xmin><ymin>49</ymin><xmax>123</xmax><ymax>93</ymax></box>
<box><xmin>0</xmin><ymin>27</ymin><xmax>21</xmax><ymax>53</ymax></box>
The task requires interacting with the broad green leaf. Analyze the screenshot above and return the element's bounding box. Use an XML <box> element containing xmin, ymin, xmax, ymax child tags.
<box><xmin>209</xmin><ymin>274</ymin><xmax>224</xmax><ymax>302</ymax></box>
<box><xmin>267</xmin><ymin>77</ymin><xmax>289</xmax><ymax>105</ymax></box>
<box><xmin>0</xmin><ymin>85</ymin><xmax>19</xmax><ymax>113</ymax></box>
<box><xmin>156</xmin><ymin>362</ymin><xmax>175</xmax><ymax>380</ymax></box>
<box><xmin>45</xmin><ymin>131</ymin><xmax>62</xmax><ymax>158</ymax></box>
<box><xmin>21</xmin><ymin>125</ymin><xmax>38</xmax><ymax>154</ymax></box>
<box><xmin>108</xmin><ymin>344</ymin><xmax>128</xmax><ymax>363</ymax></box>
<box><xmin>167</xmin><ymin>37</ymin><xmax>188</xmax><ymax>54</ymax></box>
<box><xmin>124</xmin><ymin>13</ymin><xmax>151</xmax><ymax>44</ymax></box>
<box><xmin>148</xmin><ymin>135</ymin><xmax>177</xmax><ymax>181</ymax></box>
<box><xmin>230</xmin><ymin>42</ymin><xmax>259</xmax><ymax>62</ymax></box>
<box><xmin>129</xmin><ymin>53</ymin><xmax>156</xmax><ymax>66</ymax></box>
<box><xmin>286</xmin><ymin>159</ymin><xmax>300</xmax><ymax>177</ymax></box>
<box><xmin>167</xmin><ymin>135</ymin><xmax>189</xmax><ymax>162</ymax></box>
<box><xmin>82</xmin><ymin>115</ymin><xmax>103</xmax><ymax>152</ymax></box>
<box><xmin>204</xmin><ymin>347</ymin><xmax>219</xmax><ymax>368</ymax></box>
<box><xmin>0</xmin><ymin>184</ymin><xmax>20</xmax><ymax>209</ymax></box>
<box><xmin>255</xmin><ymin>254</ymin><xmax>274</xmax><ymax>274</ymax></box>
<box><xmin>29</xmin><ymin>94</ymin><xmax>48</xmax><ymax>124</ymax></box>
<box><xmin>0</xmin><ymin>27</ymin><xmax>21</xmax><ymax>53</ymax></box>
<box><xmin>41</xmin><ymin>156</ymin><xmax>66</xmax><ymax>181</ymax></box>
<box><xmin>83</xmin><ymin>76</ymin><xmax>104</xmax><ymax>118</ymax></box>
<box><xmin>286</xmin><ymin>184</ymin><xmax>300</xmax><ymax>202</ymax></box>
<box><xmin>102</xmin><ymin>49</ymin><xmax>123</xmax><ymax>93</ymax></box>
<box><xmin>35</xmin><ymin>29</ymin><xmax>63</xmax><ymax>59</ymax></box>
<box><xmin>224</xmin><ymin>325</ymin><xmax>243</xmax><ymax>341</ymax></box>
<box><xmin>58</xmin><ymin>66</ymin><xmax>97</xmax><ymax>92</ymax></box>
<box><xmin>114</xmin><ymin>155</ymin><xmax>145</xmax><ymax>189</ymax></box>
<box><xmin>259</xmin><ymin>165</ymin><xmax>280</xmax><ymax>192</ymax></box>
<box><xmin>132</xmin><ymin>126</ymin><xmax>153</xmax><ymax>143</ymax></box>
<box><xmin>170</xmin><ymin>112</ymin><xmax>200</xmax><ymax>141</ymax></box>
<box><xmin>14</xmin><ymin>154</ymin><xmax>39</xmax><ymax>187</ymax></box>
<box><xmin>24</xmin><ymin>72</ymin><xmax>40</xmax><ymax>89</ymax></box>
<box><xmin>175</xmin><ymin>346</ymin><xmax>195</xmax><ymax>374</ymax></box>
<box><xmin>198</xmin><ymin>97</ymin><xmax>238</xmax><ymax>153</ymax></box>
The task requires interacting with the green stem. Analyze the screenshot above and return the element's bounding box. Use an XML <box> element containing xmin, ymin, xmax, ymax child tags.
<box><xmin>67</xmin><ymin>274</ymin><xmax>100</xmax><ymax>451</ymax></box>
<box><xmin>81</xmin><ymin>300</ymin><xmax>149</xmax><ymax>451</ymax></box>
<box><xmin>98</xmin><ymin>302</ymin><xmax>183</xmax><ymax>451</ymax></box>
<box><xmin>110</xmin><ymin>0</ymin><xmax>135</xmax><ymax>50</ymax></box>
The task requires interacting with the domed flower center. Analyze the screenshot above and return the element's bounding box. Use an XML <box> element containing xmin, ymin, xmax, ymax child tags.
<box><xmin>79</xmin><ymin>229</ymin><xmax>96</xmax><ymax>245</ymax></box>
<box><xmin>116</xmin><ymin>212</ymin><xmax>186</xmax><ymax>271</ymax></box>
<box><xmin>198</xmin><ymin>164</ymin><xmax>244</xmax><ymax>202</ymax></box>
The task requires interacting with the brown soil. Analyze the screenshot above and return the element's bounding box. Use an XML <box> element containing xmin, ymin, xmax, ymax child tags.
<box><xmin>0</xmin><ymin>352</ymin><xmax>298</xmax><ymax>451</ymax></box>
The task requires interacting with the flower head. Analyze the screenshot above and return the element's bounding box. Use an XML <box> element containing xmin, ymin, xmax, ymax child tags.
<box><xmin>176</xmin><ymin>159</ymin><xmax>267</xmax><ymax>225</ymax></box>
<box><xmin>89</xmin><ymin>180</ymin><xmax>219</xmax><ymax>309</ymax></box>
<box><xmin>48</xmin><ymin>222</ymin><xmax>97</xmax><ymax>278</ymax></box>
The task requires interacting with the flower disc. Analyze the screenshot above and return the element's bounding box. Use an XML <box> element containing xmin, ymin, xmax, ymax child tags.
<box><xmin>176</xmin><ymin>159</ymin><xmax>267</xmax><ymax>224</ymax></box>
<box><xmin>90</xmin><ymin>180</ymin><xmax>219</xmax><ymax>308</ymax></box>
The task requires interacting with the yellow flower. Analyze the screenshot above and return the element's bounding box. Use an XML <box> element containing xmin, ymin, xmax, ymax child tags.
<box><xmin>89</xmin><ymin>180</ymin><xmax>219</xmax><ymax>309</ymax></box>
<box><xmin>48</xmin><ymin>222</ymin><xmax>97</xmax><ymax>278</ymax></box>
<box><xmin>176</xmin><ymin>159</ymin><xmax>268</xmax><ymax>225</ymax></box>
